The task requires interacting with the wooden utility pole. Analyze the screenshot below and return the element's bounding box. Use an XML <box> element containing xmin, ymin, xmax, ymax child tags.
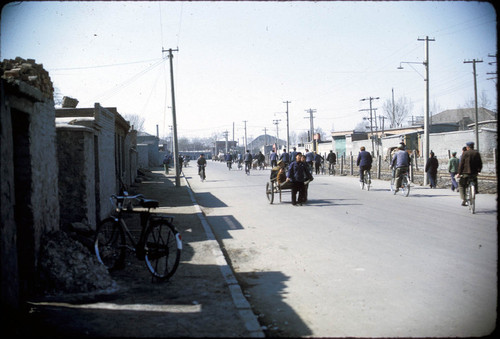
<box><xmin>464</xmin><ymin>58</ymin><xmax>483</xmax><ymax>152</ymax></box>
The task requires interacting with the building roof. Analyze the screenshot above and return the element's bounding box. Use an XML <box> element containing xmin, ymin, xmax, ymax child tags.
<box><xmin>431</xmin><ymin>107</ymin><xmax>497</xmax><ymax>124</ymax></box>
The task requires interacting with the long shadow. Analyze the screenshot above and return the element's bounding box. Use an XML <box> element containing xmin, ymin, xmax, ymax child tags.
<box><xmin>238</xmin><ymin>270</ymin><xmax>313</xmax><ymax>337</ymax></box>
<box><xmin>194</xmin><ymin>192</ymin><xmax>227</xmax><ymax>208</ymax></box>
<box><xmin>205</xmin><ymin>214</ymin><xmax>244</xmax><ymax>239</ymax></box>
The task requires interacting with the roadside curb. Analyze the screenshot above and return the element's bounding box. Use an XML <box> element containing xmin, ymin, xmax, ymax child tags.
<box><xmin>181</xmin><ymin>174</ymin><xmax>265</xmax><ymax>338</ymax></box>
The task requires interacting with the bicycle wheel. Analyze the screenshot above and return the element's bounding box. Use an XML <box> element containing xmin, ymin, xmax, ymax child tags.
<box><xmin>401</xmin><ymin>176</ymin><xmax>410</xmax><ymax>197</ymax></box>
<box><xmin>94</xmin><ymin>217</ymin><xmax>126</xmax><ymax>271</ymax></box>
<box><xmin>469</xmin><ymin>183</ymin><xmax>476</xmax><ymax>214</ymax></box>
<box><xmin>365</xmin><ymin>171</ymin><xmax>371</xmax><ymax>191</ymax></box>
<box><xmin>390</xmin><ymin>176</ymin><xmax>395</xmax><ymax>192</ymax></box>
<box><xmin>144</xmin><ymin>221</ymin><xmax>182</xmax><ymax>281</ymax></box>
<box><xmin>266</xmin><ymin>181</ymin><xmax>274</xmax><ymax>204</ymax></box>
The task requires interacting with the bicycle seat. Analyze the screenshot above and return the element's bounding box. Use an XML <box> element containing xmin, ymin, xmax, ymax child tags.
<box><xmin>140</xmin><ymin>199</ymin><xmax>159</xmax><ymax>209</ymax></box>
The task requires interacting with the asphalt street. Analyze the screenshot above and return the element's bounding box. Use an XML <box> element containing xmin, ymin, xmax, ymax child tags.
<box><xmin>184</xmin><ymin>160</ymin><xmax>497</xmax><ymax>337</ymax></box>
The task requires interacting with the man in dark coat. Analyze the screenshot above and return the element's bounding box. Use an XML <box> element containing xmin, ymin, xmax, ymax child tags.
<box><xmin>457</xmin><ymin>141</ymin><xmax>483</xmax><ymax>206</ymax></box>
<box><xmin>356</xmin><ymin>146</ymin><xmax>372</xmax><ymax>183</ymax></box>
<box><xmin>286</xmin><ymin>152</ymin><xmax>312</xmax><ymax>206</ymax></box>
<box><xmin>425</xmin><ymin>151</ymin><xmax>439</xmax><ymax>188</ymax></box>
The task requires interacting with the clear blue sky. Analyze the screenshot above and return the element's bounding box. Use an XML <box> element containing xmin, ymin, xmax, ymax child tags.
<box><xmin>1</xmin><ymin>1</ymin><xmax>497</xmax><ymax>142</ymax></box>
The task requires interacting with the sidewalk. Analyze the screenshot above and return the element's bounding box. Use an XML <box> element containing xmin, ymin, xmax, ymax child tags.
<box><xmin>17</xmin><ymin>168</ymin><xmax>264</xmax><ymax>338</ymax></box>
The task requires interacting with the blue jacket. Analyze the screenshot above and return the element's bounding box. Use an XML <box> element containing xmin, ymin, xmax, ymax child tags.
<box><xmin>305</xmin><ymin>152</ymin><xmax>314</xmax><ymax>162</ymax></box>
<box><xmin>357</xmin><ymin>151</ymin><xmax>372</xmax><ymax>167</ymax></box>
<box><xmin>287</xmin><ymin>161</ymin><xmax>312</xmax><ymax>183</ymax></box>
<box><xmin>280</xmin><ymin>152</ymin><xmax>290</xmax><ymax>163</ymax></box>
<box><xmin>392</xmin><ymin>150</ymin><xmax>410</xmax><ymax>168</ymax></box>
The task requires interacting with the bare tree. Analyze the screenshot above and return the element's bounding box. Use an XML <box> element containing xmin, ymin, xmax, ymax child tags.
<box><xmin>123</xmin><ymin>114</ymin><xmax>145</xmax><ymax>131</ymax></box>
<box><xmin>382</xmin><ymin>96</ymin><xmax>414</xmax><ymax>128</ymax></box>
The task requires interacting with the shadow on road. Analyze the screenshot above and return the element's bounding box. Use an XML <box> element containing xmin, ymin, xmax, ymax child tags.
<box><xmin>238</xmin><ymin>270</ymin><xmax>313</xmax><ymax>337</ymax></box>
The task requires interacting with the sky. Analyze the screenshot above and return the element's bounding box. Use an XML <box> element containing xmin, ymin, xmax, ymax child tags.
<box><xmin>1</xmin><ymin>1</ymin><xmax>497</xmax><ymax>144</ymax></box>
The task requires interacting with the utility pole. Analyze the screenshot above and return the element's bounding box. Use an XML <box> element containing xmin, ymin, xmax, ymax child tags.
<box><xmin>243</xmin><ymin>120</ymin><xmax>248</xmax><ymax>152</ymax></box>
<box><xmin>360</xmin><ymin>97</ymin><xmax>379</xmax><ymax>155</ymax></box>
<box><xmin>304</xmin><ymin>109</ymin><xmax>316</xmax><ymax>151</ymax></box>
<box><xmin>273</xmin><ymin>119</ymin><xmax>281</xmax><ymax>150</ymax></box>
<box><xmin>464</xmin><ymin>58</ymin><xmax>483</xmax><ymax>152</ymax></box>
<box><xmin>223</xmin><ymin>130</ymin><xmax>229</xmax><ymax>154</ymax></box>
<box><xmin>263</xmin><ymin>127</ymin><xmax>268</xmax><ymax>146</ymax></box>
<box><xmin>283</xmin><ymin>101</ymin><xmax>291</xmax><ymax>152</ymax></box>
<box><xmin>162</xmin><ymin>47</ymin><xmax>180</xmax><ymax>187</ymax></box>
<box><xmin>399</xmin><ymin>36</ymin><xmax>434</xmax><ymax>185</ymax></box>
<box><xmin>418</xmin><ymin>36</ymin><xmax>435</xmax><ymax>186</ymax></box>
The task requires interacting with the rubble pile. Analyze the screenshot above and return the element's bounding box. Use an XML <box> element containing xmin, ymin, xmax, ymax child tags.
<box><xmin>37</xmin><ymin>230</ymin><xmax>116</xmax><ymax>295</ymax></box>
<box><xmin>1</xmin><ymin>57</ymin><xmax>54</xmax><ymax>100</ymax></box>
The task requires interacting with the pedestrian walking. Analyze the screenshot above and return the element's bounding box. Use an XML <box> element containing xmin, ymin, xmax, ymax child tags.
<box><xmin>279</xmin><ymin>149</ymin><xmax>290</xmax><ymax>167</ymax></box>
<box><xmin>425</xmin><ymin>151</ymin><xmax>439</xmax><ymax>188</ymax></box>
<box><xmin>447</xmin><ymin>151</ymin><xmax>459</xmax><ymax>192</ymax></box>
<box><xmin>269</xmin><ymin>150</ymin><xmax>278</xmax><ymax>168</ymax></box>
<box><xmin>305</xmin><ymin>149</ymin><xmax>314</xmax><ymax>172</ymax></box>
<box><xmin>314</xmin><ymin>153</ymin><xmax>323</xmax><ymax>175</ymax></box>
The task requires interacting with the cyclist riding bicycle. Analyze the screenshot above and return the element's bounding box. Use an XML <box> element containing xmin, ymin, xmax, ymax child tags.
<box><xmin>356</xmin><ymin>146</ymin><xmax>372</xmax><ymax>184</ymax></box>
<box><xmin>326</xmin><ymin>150</ymin><xmax>336</xmax><ymax>173</ymax></box>
<box><xmin>456</xmin><ymin>141</ymin><xmax>482</xmax><ymax>206</ymax></box>
<box><xmin>391</xmin><ymin>144</ymin><xmax>411</xmax><ymax>194</ymax></box>
<box><xmin>243</xmin><ymin>150</ymin><xmax>253</xmax><ymax>174</ymax></box>
<box><xmin>197</xmin><ymin>153</ymin><xmax>207</xmax><ymax>177</ymax></box>
<box><xmin>225</xmin><ymin>152</ymin><xmax>233</xmax><ymax>170</ymax></box>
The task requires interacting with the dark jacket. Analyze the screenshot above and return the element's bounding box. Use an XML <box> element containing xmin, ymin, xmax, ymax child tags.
<box><xmin>425</xmin><ymin>156</ymin><xmax>439</xmax><ymax>174</ymax></box>
<box><xmin>357</xmin><ymin>151</ymin><xmax>372</xmax><ymax>167</ymax></box>
<box><xmin>197</xmin><ymin>157</ymin><xmax>207</xmax><ymax>166</ymax></box>
<box><xmin>458</xmin><ymin>149</ymin><xmax>482</xmax><ymax>175</ymax></box>
<box><xmin>287</xmin><ymin>161</ymin><xmax>312</xmax><ymax>183</ymax></box>
<box><xmin>326</xmin><ymin>152</ymin><xmax>336</xmax><ymax>164</ymax></box>
<box><xmin>280</xmin><ymin>152</ymin><xmax>290</xmax><ymax>163</ymax></box>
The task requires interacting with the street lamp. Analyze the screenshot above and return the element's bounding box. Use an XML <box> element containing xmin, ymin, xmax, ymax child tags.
<box><xmin>398</xmin><ymin>36</ymin><xmax>434</xmax><ymax>186</ymax></box>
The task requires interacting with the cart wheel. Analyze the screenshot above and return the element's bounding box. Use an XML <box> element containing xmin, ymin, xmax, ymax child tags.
<box><xmin>266</xmin><ymin>181</ymin><xmax>274</xmax><ymax>204</ymax></box>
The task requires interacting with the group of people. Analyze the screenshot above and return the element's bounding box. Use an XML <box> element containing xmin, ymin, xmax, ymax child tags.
<box><xmin>356</xmin><ymin>141</ymin><xmax>482</xmax><ymax>206</ymax></box>
<box><xmin>271</xmin><ymin>148</ymin><xmax>337</xmax><ymax>176</ymax></box>
<box><xmin>162</xmin><ymin>153</ymin><xmax>189</xmax><ymax>174</ymax></box>
<box><xmin>272</xmin><ymin>152</ymin><xmax>314</xmax><ymax>206</ymax></box>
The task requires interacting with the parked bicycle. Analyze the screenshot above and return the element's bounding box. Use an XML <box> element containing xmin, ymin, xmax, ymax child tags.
<box><xmin>391</xmin><ymin>168</ymin><xmax>410</xmax><ymax>197</ymax></box>
<box><xmin>94</xmin><ymin>193</ymin><xmax>182</xmax><ymax>281</ymax></box>
<box><xmin>360</xmin><ymin>169</ymin><xmax>371</xmax><ymax>191</ymax></box>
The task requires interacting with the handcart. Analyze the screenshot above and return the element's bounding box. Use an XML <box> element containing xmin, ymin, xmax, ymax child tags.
<box><xmin>266</xmin><ymin>167</ymin><xmax>311</xmax><ymax>204</ymax></box>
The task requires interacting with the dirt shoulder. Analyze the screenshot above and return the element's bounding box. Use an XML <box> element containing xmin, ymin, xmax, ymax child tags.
<box><xmin>11</xmin><ymin>169</ymin><xmax>261</xmax><ymax>338</ymax></box>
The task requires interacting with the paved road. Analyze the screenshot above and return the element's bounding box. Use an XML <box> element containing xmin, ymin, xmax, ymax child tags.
<box><xmin>184</xmin><ymin>161</ymin><xmax>497</xmax><ymax>337</ymax></box>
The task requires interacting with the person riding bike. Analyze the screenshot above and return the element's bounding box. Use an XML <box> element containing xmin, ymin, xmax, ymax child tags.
<box><xmin>391</xmin><ymin>144</ymin><xmax>411</xmax><ymax>194</ymax></box>
<box><xmin>356</xmin><ymin>146</ymin><xmax>372</xmax><ymax>184</ymax></box>
<box><xmin>225</xmin><ymin>153</ymin><xmax>233</xmax><ymax>170</ymax></box>
<box><xmin>197</xmin><ymin>153</ymin><xmax>207</xmax><ymax>178</ymax></box>
<box><xmin>326</xmin><ymin>150</ymin><xmax>336</xmax><ymax>173</ymax></box>
<box><xmin>456</xmin><ymin>141</ymin><xmax>482</xmax><ymax>206</ymax></box>
<box><xmin>243</xmin><ymin>150</ymin><xmax>253</xmax><ymax>174</ymax></box>
<box><xmin>257</xmin><ymin>151</ymin><xmax>265</xmax><ymax>169</ymax></box>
